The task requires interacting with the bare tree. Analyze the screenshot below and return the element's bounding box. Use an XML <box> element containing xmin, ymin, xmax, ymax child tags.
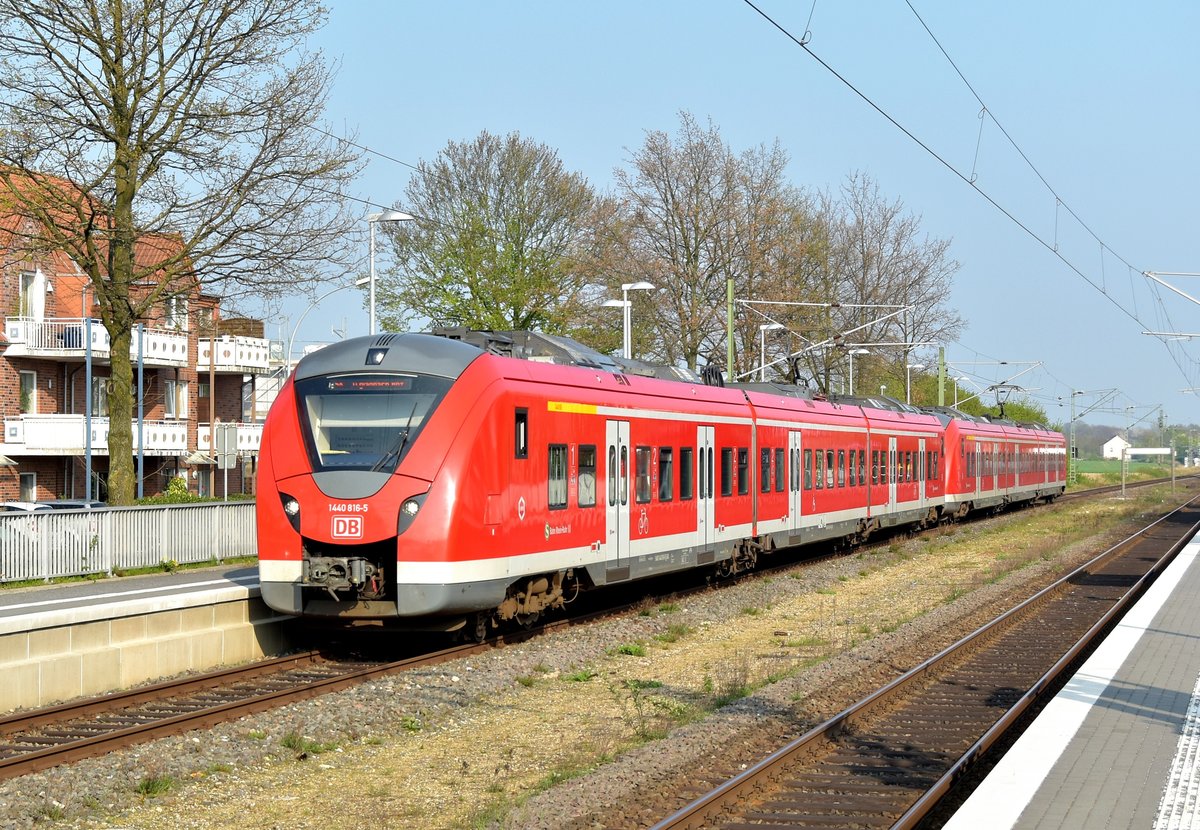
<box><xmin>0</xmin><ymin>0</ymin><xmax>362</xmax><ymax>503</ymax></box>
<box><xmin>378</xmin><ymin>131</ymin><xmax>600</xmax><ymax>334</ymax></box>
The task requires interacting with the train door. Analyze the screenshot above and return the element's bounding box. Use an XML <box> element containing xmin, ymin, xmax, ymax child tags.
<box><xmin>605</xmin><ymin>420</ymin><xmax>631</xmax><ymax>580</ymax></box>
<box><xmin>888</xmin><ymin>436</ymin><xmax>897</xmax><ymax>506</ymax></box>
<box><xmin>919</xmin><ymin>438</ymin><xmax>926</xmax><ymax>505</ymax></box>
<box><xmin>788</xmin><ymin>430</ymin><xmax>803</xmax><ymax>532</ymax></box>
<box><xmin>975</xmin><ymin>442</ymin><xmax>982</xmax><ymax>494</ymax></box>
<box><xmin>697</xmin><ymin>426</ymin><xmax>715</xmax><ymax>550</ymax></box>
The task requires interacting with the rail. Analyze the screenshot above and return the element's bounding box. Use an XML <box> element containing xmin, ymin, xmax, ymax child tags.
<box><xmin>0</xmin><ymin>502</ymin><xmax>255</xmax><ymax>583</ymax></box>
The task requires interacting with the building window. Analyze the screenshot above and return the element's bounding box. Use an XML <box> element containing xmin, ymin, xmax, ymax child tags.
<box><xmin>548</xmin><ymin>444</ymin><xmax>567</xmax><ymax>509</ymax></box>
<box><xmin>19</xmin><ymin>472</ymin><xmax>35</xmax><ymax>501</ymax></box>
<box><xmin>92</xmin><ymin>377</ymin><xmax>110</xmax><ymax>417</ymax></box>
<box><xmin>578</xmin><ymin>445</ymin><xmax>597</xmax><ymax>507</ymax></box>
<box><xmin>18</xmin><ymin>271</ymin><xmax>35</xmax><ymax>317</ymax></box>
<box><xmin>166</xmin><ymin>296</ymin><xmax>188</xmax><ymax>331</ymax></box>
<box><xmin>165</xmin><ymin>380</ymin><xmax>188</xmax><ymax>419</ymax></box>
<box><xmin>19</xmin><ymin>370</ymin><xmax>36</xmax><ymax>414</ymax></box>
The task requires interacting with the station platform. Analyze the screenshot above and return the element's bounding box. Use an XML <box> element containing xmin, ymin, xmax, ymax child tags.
<box><xmin>946</xmin><ymin>536</ymin><xmax>1200</xmax><ymax>829</ymax></box>
<box><xmin>0</xmin><ymin>565</ymin><xmax>260</xmax><ymax>634</ymax></box>
<box><xmin>0</xmin><ymin>565</ymin><xmax>290</xmax><ymax>712</ymax></box>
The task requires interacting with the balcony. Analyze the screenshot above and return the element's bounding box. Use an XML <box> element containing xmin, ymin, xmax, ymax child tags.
<box><xmin>3</xmin><ymin>317</ymin><xmax>189</xmax><ymax>367</ymax></box>
<box><xmin>197</xmin><ymin>334</ymin><xmax>271</xmax><ymax>374</ymax></box>
<box><xmin>198</xmin><ymin>422</ymin><xmax>263</xmax><ymax>456</ymax></box>
<box><xmin>1</xmin><ymin>415</ymin><xmax>188</xmax><ymax>456</ymax></box>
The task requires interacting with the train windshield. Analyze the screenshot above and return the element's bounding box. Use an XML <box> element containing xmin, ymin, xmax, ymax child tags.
<box><xmin>294</xmin><ymin>372</ymin><xmax>453</xmax><ymax>473</ymax></box>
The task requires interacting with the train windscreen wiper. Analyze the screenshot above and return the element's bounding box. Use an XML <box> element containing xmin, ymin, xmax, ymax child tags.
<box><xmin>370</xmin><ymin>402</ymin><xmax>417</xmax><ymax>473</ymax></box>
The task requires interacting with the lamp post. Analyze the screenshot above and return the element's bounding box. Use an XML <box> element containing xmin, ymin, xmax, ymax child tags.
<box><xmin>367</xmin><ymin>209</ymin><xmax>415</xmax><ymax>336</ymax></box>
<box><xmin>605</xmin><ymin>281</ymin><xmax>654</xmax><ymax>359</ymax></box>
<box><xmin>759</xmin><ymin>323</ymin><xmax>784</xmax><ymax>381</ymax></box>
<box><xmin>847</xmin><ymin>348</ymin><xmax>869</xmax><ymax>395</ymax></box>
<box><xmin>953</xmin><ymin>376</ymin><xmax>970</xmax><ymax>407</ymax></box>
<box><xmin>906</xmin><ymin>363</ymin><xmax>925</xmax><ymax>405</ymax></box>
<box><xmin>288</xmin><ymin>280</ymin><xmax>364</xmax><ymax>372</ymax></box>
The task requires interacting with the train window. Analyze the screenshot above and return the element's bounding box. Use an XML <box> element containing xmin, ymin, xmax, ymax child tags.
<box><xmin>737</xmin><ymin>448</ymin><xmax>749</xmax><ymax>495</ymax></box>
<box><xmin>775</xmin><ymin>448</ymin><xmax>786</xmax><ymax>492</ymax></box>
<box><xmin>608</xmin><ymin>446</ymin><xmax>617</xmax><ymax>506</ymax></box>
<box><xmin>515</xmin><ymin>409</ymin><xmax>528</xmax><ymax>459</ymax></box>
<box><xmin>635</xmin><ymin>446</ymin><xmax>652</xmax><ymax>503</ymax></box>
<box><xmin>837</xmin><ymin>449</ymin><xmax>846</xmax><ymax>488</ymax></box>
<box><xmin>293</xmin><ymin>372</ymin><xmax>453</xmax><ymax>474</ymax></box>
<box><xmin>680</xmin><ymin>447</ymin><xmax>694</xmax><ymax>501</ymax></box>
<box><xmin>659</xmin><ymin>447</ymin><xmax>674</xmax><ymax>501</ymax></box>
<box><xmin>858</xmin><ymin>450</ymin><xmax>866</xmax><ymax>486</ymax></box>
<box><xmin>620</xmin><ymin>445</ymin><xmax>629</xmax><ymax>505</ymax></box>
<box><xmin>760</xmin><ymin>448</ymin><xmax>771</xmax><ymax>494</ymax></box>
<box><xmin>707</xmin><ymin>447</ymin><xmax>715</xmax><ymax>499</ymax></box>
<box><xmin>804</xmin><ymin>449</ymin><xmax>813</xmax><ymax>490</ymax></box>
<box><xmin>814</xmin><ymin>449</ymin><xmax>823</xmax><ymax>490</ymax></box>
<box><xmin>907</xmin><ymin>452</ymin><xmax>914</xmax><ymax>482</ymax></box>
<box><xmin>792</xmin><ymin>448</ymin><xmax>801</xmax><ymax>492</ymax></box>
<box><xmin>579</xmin><ymin>445</ymin><xmax>597</xmax><ymax>508</ymax></box>
<box><xmin>721</xmin><ymin>448</ymin><xmax>733</xmax><ymax>497</ymax></box>
<box><xmin>871</xmin><ymin>450</ymin><xmax>878</xmax><ymax>485</ymax></box>
<box><xmin>825</xmin><ymin>450</ymin><xmax>835</xmax><ymax>489</ymax></box>
<box><xmin>548</xmin><ymin>445</ymin><xmax>568</xmax><ymax>509</ymax></box>
<box><xmin>847</xmin><ymin>450</ymin><xmax>855</xmax><ymax>487</ymax></box>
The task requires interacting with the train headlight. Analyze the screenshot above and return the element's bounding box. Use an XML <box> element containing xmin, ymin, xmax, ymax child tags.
<box><xmin>397</xmin><ymin>493</ymin><xmax>427</xmax><ymax>536</ymax></box>
<box><xmin>280</xmin><ymin>493</ymin><xmax>301</xmax><ymax>533</ymax></box>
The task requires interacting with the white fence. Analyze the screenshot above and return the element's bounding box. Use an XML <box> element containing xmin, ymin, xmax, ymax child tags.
<box><xmin>0</xmin><ymin>502</ymin><xmax>256</xmax><ymax>583</ymax></box>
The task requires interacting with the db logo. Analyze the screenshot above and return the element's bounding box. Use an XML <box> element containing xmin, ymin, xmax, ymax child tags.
<box><xmin>331</xmin><ymin>516</ymin><xmax>363</xmax><ymax>539</ymax></box>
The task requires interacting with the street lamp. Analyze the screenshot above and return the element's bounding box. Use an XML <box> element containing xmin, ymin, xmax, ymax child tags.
<box><xmin>759</xmin><ymin>323</ymin><xmax>785</xmax><ymax>381</ymax></box>
<box><xmin>289</xmin><ymin>280</ymin><xmax>362</xmax><ymax>372</ymax></box>
<box><xmin>953</xmin><ymin>376</ymin><xmax>970</xmax><ymax>407</ymax></box>
<box><xmin>367</xmin><ymin>209</ymin><xmax>415</xmax><ymax>336</ymax></box>
<box><xmin>846</xmin><ymin>348</ymin><xmax>869</xmax><ymax>395</ymax></box>
<box><xmin>906</xmin><ymin>363</ymin><xmax>925</xmax><ymax>405</ymax></box>
<box><xmin>605</xmin><ymin>281</ymin><xmax>655</xmax><ymax>359</ymax></box>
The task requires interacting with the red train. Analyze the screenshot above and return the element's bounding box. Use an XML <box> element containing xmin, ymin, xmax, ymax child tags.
<box><xmin>256</xmin><ymin>330</ymin><xmax>1066</xmax><ymax>636</ymax></box>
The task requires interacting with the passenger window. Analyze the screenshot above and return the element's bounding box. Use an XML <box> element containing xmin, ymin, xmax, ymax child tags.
<box><xmin>814</xmin><ymin>449</ymin><xmax>824</xmax><ymax>490</ymax></box>
<box><xmin>760</xmin><ymin>448</ymin><xmax>771</xmax><ymax>494</ymax></box>
<box><xmin>635</xmin><ymin>446</ymin><xmax>652</xmax><ymax>503</ymax></box>
<box><xmin>721</xmin><ymin>448</ymin><xmax>733</xmax><ymax>497</ymax></box>
<box><xmin>837</xmin><ymin>449</ymin><xmax>846</xmax><ymax>488</ymax></box>
<box><xmin>804</xmin><ymin>449</ymin><xmax>813</xmax><ymax>490</ymax></box>
<box><xmin>548</xmin><ymin>445</ymin><xmax>567</xmax><ymax>509</ymax></box>
<box><xmin>825</xmin><ymin>450</ymin><xmax>835</xmax><ymax>489</ymax></box>
<box><xmin>737</xmin><ymin>448</ymin><xmax>749</xmax><ymax>495</ymax></box>
<box><xmin>857</xmin><ymin>450</ymin><xmax>865</xmax><ymax>486</ymax></box>
<box><xmin>514</xmin><ymin>409</ymin><xmax>528</xmax><ymax>459</ymax></box>
<box><xmin>680</xmin><ymin>447</ymin><xmax>694</xmax><ymax>501</ymax></box>
<box><xmin>659</xmin><ymin>447</ymin><xmax>674</xmax><ymax>501</ymax></box>
<box><xmin>620</xmin><ymin>445</ymin><xmax>629</xmax><ymax>505</ymax></box>
<box><xmin>872</xmin><ymin>450</ymin><xmax>879</xmax><ymax>485</ymax></box>
<box><xmin>608</xmin><ymin>446</ymin><xmax>617</xmax><ymax>505</ymax></box>
<box><xmin>775</xmin><ymin>448</ymin><xmax>786</xmax><ymax>492</ymax></box>
<box><xmin>578</xmin><ymin>445</ymin><xmax>597</xmax><ymax>508</ymax></box>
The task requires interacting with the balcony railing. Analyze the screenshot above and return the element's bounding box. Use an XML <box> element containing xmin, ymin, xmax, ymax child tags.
<box><xmin>198</xmin><ymin>422</ymin><xmax>263</xmax><ymax>455</ymax></box>
<box><xmin>197</xmin><ymin>334</ymin><xmax>271</xmax><ymax>373</ymax></box>
<box><xmin>2</xmin><ymin>415</ymin><xmax>188</xmax><ymax>455</ymax></box>
<box><xmin>3</xmin><ymin>317</ymin><xmax>189</xmax><ymax>366</ymax></box>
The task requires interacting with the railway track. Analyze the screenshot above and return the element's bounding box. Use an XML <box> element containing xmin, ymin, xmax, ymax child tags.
<box><xmin>651</xmin><ymin>495</ymin><xmax>1200</xmax><ymax>830</ymax></box>
<box><xmin>0</xmin><ymin>476</ymin><xmax>1181</xmax><ymax>784</ymax></box>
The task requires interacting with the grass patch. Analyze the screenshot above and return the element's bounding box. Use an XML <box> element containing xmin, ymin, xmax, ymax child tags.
<box><xmin>611</xmin><ymin>642</ymin><xmax>647</xmax><ymax>657</ymax></box>
<box><xmin>136</xmin><ymin>774</ymin><xmax>176</xmax><ymax>798</ymax></box>
<box><xmin>654</xmin><ymin>622</ymin><xmax>692</xmax><ymax>644</ymax></box>
<box><xmin>280</xmin><ymin>732</ymin><xmax>339</xmax><ymax>757</ymax></box>
<box><xmin>564</xmin><ymin>668</ymin><xmax>597</xmax><ymax>682</ymax></box>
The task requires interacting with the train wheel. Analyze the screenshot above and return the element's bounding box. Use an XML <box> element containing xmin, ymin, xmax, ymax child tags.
<box><xmin>469</xmin><ymin>612</ymin><xmax>490</xmax><ymax>643</ymax></box>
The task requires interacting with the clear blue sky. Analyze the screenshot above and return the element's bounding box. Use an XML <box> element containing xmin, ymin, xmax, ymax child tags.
<box><xmin>273</xmin><ymin>1</ymin><xmax>1200</xmax><ymax>430</ymax></box>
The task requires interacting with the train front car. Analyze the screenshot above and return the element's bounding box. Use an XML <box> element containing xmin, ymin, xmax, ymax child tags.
<box><xmin>257</xmin><ymin>333</ymin><xmax>487</xmax><ymax>627</ymax></box>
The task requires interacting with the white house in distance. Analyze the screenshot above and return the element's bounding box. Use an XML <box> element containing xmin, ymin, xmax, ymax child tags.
<box><xmin>1102</xmin><ymin>435</ymin><xmax>1132</xmax><ymax>460</ymax></box>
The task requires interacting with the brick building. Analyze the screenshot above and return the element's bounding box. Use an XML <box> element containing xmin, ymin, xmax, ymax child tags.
<box><xmin>0</xmin><ymin>195</ymin><xmax>269</xmax><ymax>502</ymax></box>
